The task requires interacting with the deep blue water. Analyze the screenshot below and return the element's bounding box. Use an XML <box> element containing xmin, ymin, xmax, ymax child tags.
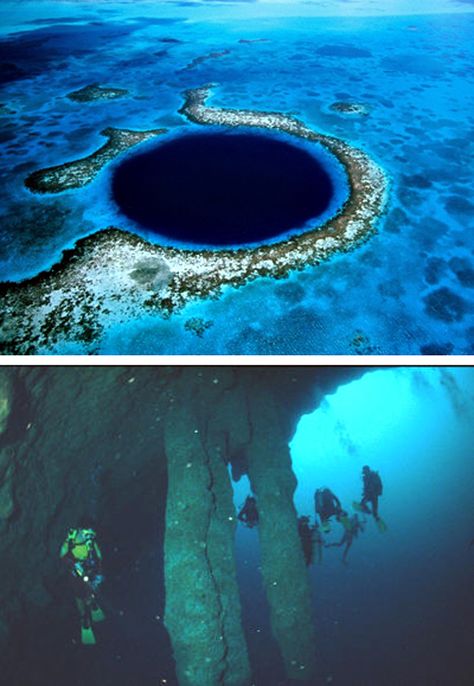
<box><xmin>0</xmin><ymin>1</ymin><xmax>473</xmax><ymax>352</ymax></box>
<box><xmin>112</xmin><ymin>132</ymin><xmax>335</xmax><ymax>246</ymax></box>
<box><xmin>235</xmin><ymin>366</ymin><xmax>474</xmax><ymax>685</ymax></box>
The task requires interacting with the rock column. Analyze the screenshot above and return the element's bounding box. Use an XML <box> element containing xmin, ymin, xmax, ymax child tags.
<box><xmin>246</xmin><ymin>386</ymin><xmax>316</xmax><ymax>681</ymax></box>
<box><xmin>0</xmin><ymin>369</ymin><xmax>15</xmax><ymax>526</ymax></box>
<box><xmin>163</xmin><ymin>371</ymin><xmax>251</xmax><ymax>686</ymax></box>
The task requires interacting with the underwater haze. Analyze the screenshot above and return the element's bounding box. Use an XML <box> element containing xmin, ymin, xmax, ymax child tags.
<box><xmin>0</xmin><ymin>1</ymin><xmax>473</xmax><ymax>353</ymax></box>
<box><xmin>233</xmin><ymin>366</ymin><xmax>474</xmax><ymax>684</ymax></box>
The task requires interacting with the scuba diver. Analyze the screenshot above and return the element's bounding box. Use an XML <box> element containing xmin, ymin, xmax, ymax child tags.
<box><xmin>297</xmin><ymin>516</ymin><xmax>324</xmax><ymax>566</ymax></box>
<box><xmin>353</xmin><ymin>465</ymin><xmax>387</xmax><ymax>532</ymax></box>
<box><xmin>326</xmin><ymin>513</ymin><xmax>365</xmax><ymax>564</ymax></box>
<box><xmin>314</xmin><ymin>487</ymin><xmax>347</xmax><ymax>533</ymax></box>
<box><xmin>297</xmin><ymin>516</ymin><xmax>315</xmax><ymax>566</ymax></box>
<box><xmin>60</xmin><ymin>524</ymin><xmax>105</xmax><ymax>645</ymax></box>
<box><xmin>237</xmin><ymin>495</ymin><xmax>259</xmax><ymax>528</ymax></box>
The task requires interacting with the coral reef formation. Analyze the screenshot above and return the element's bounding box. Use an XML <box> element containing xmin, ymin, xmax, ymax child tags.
<box><xmin>329</xmin><ymin>101</ymin><xmax>369</xmax><ymax>116</ymax></box>
<box><xmin>66</xmin><ymin>83</ymin><xmax>129</xmax><ymax>103</ymax></box>
<box><xmin>181</xmin><ymin>50</ymin><xmax>231</xmax><ymax>71</ymax></box>
<box><xmin>1</xmin><ymin>85</ymin><xmax>387</xmax><ymax>353</ymax></box>
<box><xmin>24</xmin><ymin>127</ymin><xmax>166</xmax><ymax>193</ymax></box>
<box><xmin>180</xmin><ymin>88</ymin><xmax>386</xmax><ymax>262</ymax></box>
<box><xmin>184</xmin><ymin>317</ymin><xmax>214</xmax><ymax>337</ymax></box>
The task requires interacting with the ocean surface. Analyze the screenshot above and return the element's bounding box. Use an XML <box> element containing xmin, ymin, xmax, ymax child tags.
<box><xmin>4</xmin><ymin>366</ymin><xmax>474</xmax><ymax>685</ymax></box>
<box><xmin>1</xmin><ymin>0</ymin><xmax>474</xmax><ymax>354</ymax></box>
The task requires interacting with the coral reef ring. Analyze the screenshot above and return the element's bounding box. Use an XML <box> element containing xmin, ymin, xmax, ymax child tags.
<box><xmin>173</xmin><ymin>84</ymin><xmax>388</xmax><ymax>272</ymax></box>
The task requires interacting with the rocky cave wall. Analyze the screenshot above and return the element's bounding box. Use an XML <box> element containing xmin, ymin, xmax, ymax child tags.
<box><xmin>0</xmin><ymin>365</ymin><xmax>366</xmax><ymax>684</ymax></box>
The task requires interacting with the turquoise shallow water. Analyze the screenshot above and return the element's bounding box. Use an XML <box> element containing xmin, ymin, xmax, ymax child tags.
<box><xmin>1</xmin><ymin>1</ymin><xmax>473</xmax><ymax>354</ymax></box>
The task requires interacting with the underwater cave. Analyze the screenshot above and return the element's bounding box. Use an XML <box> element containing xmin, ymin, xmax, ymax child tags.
<box><xmin>111</xmin><ymin>132</ymin><xmax>336</xmax><ymax>247</ymax></box>
<box><xmin>0</xmin><ymin>366</ymin><xmax>472</xmax><ymax>686</ymax></box>
<box><xmin>0</xmin><ymin>366</ymin><xmax>362</xmax><ymax>686</ymax></box>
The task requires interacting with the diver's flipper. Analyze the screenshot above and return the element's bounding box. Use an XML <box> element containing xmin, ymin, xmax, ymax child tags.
<box><xmin>91</xmin><ymin>606</ymin><xmax>105</xmax><ymax>623</ymax></box>
<box><xmin>339</xmin><ymin>515</ymin><xmax>351</xmax><ymax>530</ymax></box>
<box><xmin>352</xmin><ymin>501</ymin><xmax>364</xmax><ymax>513</ymax></box>
<box><xmin>81</xmin><ymin>625</ymin><xmax>96</xmax><ymax>645</ymax></box>
<box><xmin>376</xmin><ymin>517</ymin><xmax>387</xmax><ymax>533</ymax></box>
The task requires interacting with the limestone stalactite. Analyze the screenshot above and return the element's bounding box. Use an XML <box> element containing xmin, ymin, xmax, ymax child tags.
<box><xmin>0</xmin><ymin>369</ymin><xmax>13</xmax><ymax>436</ymax></box>
<box><xmin>163</xmin><ymin>370</ymin><xmax>251</xmax><ymax>686</ymax></box>
<box><xmin>0</xmin><ymin>369</ymin><xmax>16</xmax><ymax>525</ymax></box>
<box><xmin>246</xmin><ymin>384</ymin><xmax>317</xmax><ymax>681</ymax></box>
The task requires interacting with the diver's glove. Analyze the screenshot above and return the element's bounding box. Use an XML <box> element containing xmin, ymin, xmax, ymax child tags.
<box><xmin>73</xmin><ymin>562</ymin><xmax>85</xmax><ymax>578</ymax></box>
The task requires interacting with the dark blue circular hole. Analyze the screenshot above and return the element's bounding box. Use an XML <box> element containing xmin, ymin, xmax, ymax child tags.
<box><xmin>111</xmin><ymin>131</ymin><xmax>335</xmax><ymax>247</ymax></box>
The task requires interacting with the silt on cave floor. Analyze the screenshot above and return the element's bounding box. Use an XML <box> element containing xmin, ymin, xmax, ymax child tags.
<box><xmin>0</xmin><ymin>365</ymin><xmax>473</xmax><ymax>686</ymax></box>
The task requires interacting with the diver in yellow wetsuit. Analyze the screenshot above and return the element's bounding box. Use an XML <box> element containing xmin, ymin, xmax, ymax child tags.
<box><xmin>60</xmin><ymin>525</ymin><xmax>105</xmax><ymax>645</ymax></box>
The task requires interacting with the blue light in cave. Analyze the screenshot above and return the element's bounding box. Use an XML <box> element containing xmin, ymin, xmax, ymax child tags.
<box><xmin>290</xmin><ymin>367</ymin><xmax>474</xmax><ymax>543</ymax></box>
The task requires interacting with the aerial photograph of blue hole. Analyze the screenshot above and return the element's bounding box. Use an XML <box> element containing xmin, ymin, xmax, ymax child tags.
<box><xmin>0</xmin><ymin>365</ymin><xmax>473</xmax><ymax>685</ymax></box>
<box><xmin>0</xmin><ymin>0</ymin><xmax>473</xmax><ymax>355</ymax></box>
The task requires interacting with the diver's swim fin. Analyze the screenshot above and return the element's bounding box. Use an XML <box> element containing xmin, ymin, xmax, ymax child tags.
<box><xmin>81</xmin><ymin>625</ymin><xmax>96</xmax><ymax>645</ymax></box>
<box><xmin>376</xmin><ymin>517</ymin><xmax>387</xmax><ymax>533</ymax></box>
<box><xmin>339</xmin><ymin>515</ymin><xmax>351</xmax><ymax>530</ymax></box>
<box><xmin>91</xmin><ymin>606</ymin><xmax>105</xmax><ymax>623</ymax></box>
<box><xmin>352</xmin><ymin>501</ymin><xmax>364</xmax><ymax>513</ymax></box>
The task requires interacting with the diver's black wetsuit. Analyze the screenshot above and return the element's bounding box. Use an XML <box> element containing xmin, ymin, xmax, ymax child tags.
<box><xmin>298</xmin><ymin>517</ymin><xmax>314</xmax><ymax>566</ymax></box>
<box><xmin>238</xmin><ymin>496</ymin><xmax>259</xmax><ymax>528</ymax></box>
<box><xmin>360</xmin><ymin>469</ymin><xmax>382</xmax><ymax>519</ymax></box>
<box><xmin>315</xmin><ymin>488</ymin><xmax>343</xmax><ymax>526</ymax></box>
